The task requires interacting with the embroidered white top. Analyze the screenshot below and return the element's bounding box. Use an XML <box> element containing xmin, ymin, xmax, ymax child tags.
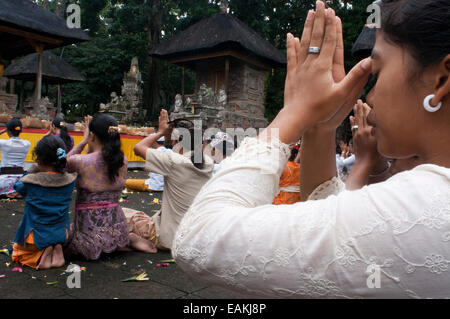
<box><xmin>0</xmin><ymin>137</ymin><xmax>31</xmax><ymax>168</ymax></box>
<box><xmin>172</xmin><ymin>137</ymin><xmax>450</xmax><ymax>298</ymax></box>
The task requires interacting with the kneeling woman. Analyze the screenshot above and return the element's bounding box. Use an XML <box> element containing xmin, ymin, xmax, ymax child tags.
<box><xmin>0</xmin><ymin>119</ymin><xmax>31</xmax><ymax>198</ymax></box>
<box><xmin>12</xmin><ymin>136</ymin><xmax>76</xmax><ymax>269</ymax></box>
<box><xmin>65</xmin><ymin>114</ymin><xmax>153</xmax><ymax>260</ymax></box>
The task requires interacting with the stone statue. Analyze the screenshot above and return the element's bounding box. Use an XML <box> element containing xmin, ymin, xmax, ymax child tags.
<box><xmin>185</xmin><ymin>97</ymin><xmax>192</xmax><ymax>108</ymax></box>
<box><xmin>30</xmin><ymin>97</ymin><xmax>52</xmax><ymax>120</ymax></box>
<box><xmin>198</xmin><ymin>83</ymin><xmax>215</xmax><ymax>106</ymax></box>
<box><xmin>217</xmin><ymin>87</ymin><xmax>227</xmax><ymax>109</ymax></box>
<box><xmin>173</xmin><ymin>94</ymin><xmax>183</xmax><ymax>113</ymax></box>
<box><xmin>110</xmin><ymin>92</ymin><xmax>119</xmax><ymax>106</ymax></box>
<box><xmin>0</xmin><ymin>101</ymin><xmax>8</xmax><ymax>113</ymax></box>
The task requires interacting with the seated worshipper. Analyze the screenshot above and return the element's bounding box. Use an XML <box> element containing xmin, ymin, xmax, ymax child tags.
<box><xmin>65</xmin><ymin>115</ymin><xmax>155</xmax><ymax>260</ymax></box>
<box><xmin>12</xmin><ymin>136</ymin><xmax>76</xmax><ymax>270</ymax></box>
<box><xmin>0</xmin><ymin>119</ymin><xmax>31</xmax><ymax>198</ymax></box>
<box><xmin>128</xmin><ymin>110</ymin><xmax>214</xmax><ymax>250</ymax></box>
<box><xmin>273</xmin><ymin>146</ymin><xmax>301</xmax><ymax>205</ymax></box>
<box><xmin>125</xmin><ymin>135</ymin><xmax>172</xmax><ymax>192</ymax></box>
<box><xmin>172</xmin><ymin>1</ymin><xmax>450</xmax><ymax>298</ymax></box>
<box><xmin>205</xmin><ymin>132</ymin><xmax>235</xmax><ymax>175</ymax></box>
<box><xmin>45</xmin><ymin>117</ymin><xmax>75</xmax><ymax>152</ymax></box>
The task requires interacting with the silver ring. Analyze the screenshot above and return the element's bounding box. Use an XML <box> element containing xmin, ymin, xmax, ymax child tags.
<box><xmin>351</xmin><ymin>125</ymin><xmax>359</xmax><ymax>131</ymax></box>
<box><xmin>308</xmin><ymin>47</ymin><xmax>321</xmax><ymax>54</ymax></box>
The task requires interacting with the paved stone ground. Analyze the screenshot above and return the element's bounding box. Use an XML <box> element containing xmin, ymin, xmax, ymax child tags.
<box><xmin>0</xmin><ymin>169</ymin><xmax>248</xmax><ymax>299</ymax></box>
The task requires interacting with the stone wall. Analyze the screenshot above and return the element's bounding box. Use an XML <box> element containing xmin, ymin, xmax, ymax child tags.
<box><xmin>0</xmin><ymin>93</ymin><xmax>18</xmax><ymax>114</ymax></box>
<box><xmin>221</xmin><ymin>63</ymin><xmax>268</xmax><ymax>130</ymax></box>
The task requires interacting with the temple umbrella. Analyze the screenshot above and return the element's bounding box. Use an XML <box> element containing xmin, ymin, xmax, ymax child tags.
<box><xmin>351</xmin><ymin>24</ymin><xmax>377</xmax><ymax>59</ymax></box>
<box><xmin>0</xmin><ymin>0</ymin><xmax>90</xmax><ymax>112</ymax></box>
<box><xmin>4</xmin><ymin>51</ymin><xmax>85</xmax><ymax>114</ymax></box>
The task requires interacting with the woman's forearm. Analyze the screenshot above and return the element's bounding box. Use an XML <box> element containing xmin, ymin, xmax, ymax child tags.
<box><xmin>68</xmin><ymin>139</ymin><xmax>87</xmax><ymax>158</ymax></box>
<box><xmin>345</xmin><ymin>160</ymin><xmax>372</xmax><ymax>190</ymax></box>
<box><xmin>299</xmin><ymin>127</ymin><xmax>338</xmax><ymax>201</ymax></box>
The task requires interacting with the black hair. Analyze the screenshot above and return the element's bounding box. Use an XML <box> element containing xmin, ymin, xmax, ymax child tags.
<box><xmin>381</xmin><ymin>0</ymin><xmax>450</xmax><ymax>75</ymax></box>
<box><xmin>6</xmin><ymin>118</ymin><xmax>22</xmax><ymax>137</ymax></box>
<box><xmin>89</xmin><ymin>114</ymin><xmax>125</xmax><ymax>182</ymax></box>
<box><xmin>33</xmin><ymin>135</ymin><xmax>67</xmax><ymax>173</ymax></box>
<box><xmin>52</xmin><ymin>117</ymin><xmax>72</xmax><ymax>151</ymax></box>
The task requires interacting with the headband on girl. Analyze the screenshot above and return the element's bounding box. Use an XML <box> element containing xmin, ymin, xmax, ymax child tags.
<box><xmin>57</xmin><ymin>148</ymin><xmax>66</xmax><ymax>160</ymax></box>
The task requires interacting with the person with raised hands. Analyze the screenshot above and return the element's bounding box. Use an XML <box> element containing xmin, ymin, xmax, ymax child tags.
<box><xmin>45</xmin><ymin>117</ymin><xmax>75</xmax><ymax>152</ymax></box>
<box><xmin>129</xmin><ymin>109</ymin><xmax>214</xmax><ymax>251</ymax></box>
<box><xmin>346</xmin><ymin>100</ymin><xmax>392</xmax><ymax>189</ymax></box>
<box><xmin>64</xmin><ymin>114</ymin><xmax>156</xmax><ymax>260</ymax></box>
<box><xmin>172</xmin><ymin>0</ymin><xmax>450</xmax><ymax>298</ymax></box>
<box><xmin>347</xmin><ymin>100</ymin><xmax>423</xmax><ymax>188</ymax></box>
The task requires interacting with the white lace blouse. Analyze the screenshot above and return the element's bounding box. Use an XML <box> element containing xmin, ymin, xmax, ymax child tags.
<box><xmin>172</xmin><ymin>137</ymin><xmax>450</xmax><ymax>298</ymax></box>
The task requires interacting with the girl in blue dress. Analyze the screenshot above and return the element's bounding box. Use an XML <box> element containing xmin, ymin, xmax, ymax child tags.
<box><xmin>12</xmin><ymin>135</ymin><xmax>77</xmax><ymax>270</ymax></box>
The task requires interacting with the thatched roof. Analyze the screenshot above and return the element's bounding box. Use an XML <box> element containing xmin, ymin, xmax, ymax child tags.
<box><xmin>0</xmin><ymin>0</ymin><xmax>90</xmax><ymax>59</ymax></box>
<box><xmin>4</xmin><ymin>51</ymin><xmax>85</xmax><ymax>84</ymax></box>
<box><xmin>352</xmin><ymin>25</ymin><xmax>376</xmax><ymax>59</ymax></box>
<box><xmin>151</xmin><ymin>13</ymin><xmax>286</xmax><ymax>69</ymax></box>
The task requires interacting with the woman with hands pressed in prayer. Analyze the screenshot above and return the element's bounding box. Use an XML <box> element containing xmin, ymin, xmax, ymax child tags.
<box><xmin>347</xmin><ymin>99</ymin><xmax>423</xmax><ymax>189</ymax></box>
<box><xmin>172</xmin><ymin>0</ymin><xmax>450</xmax><ymax>298</ymax></box>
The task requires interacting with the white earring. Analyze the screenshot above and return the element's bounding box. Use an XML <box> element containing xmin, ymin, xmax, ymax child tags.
<box><xmin>423</xmin><ymin>94</ymin><xmax>442</xmax><ymax>113</ymax></box>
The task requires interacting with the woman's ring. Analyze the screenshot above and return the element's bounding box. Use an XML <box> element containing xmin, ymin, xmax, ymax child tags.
<box><xmin>351</xmin><ymin>125</ymin><xmax>359</xmax><ymax>131</ymax></box>
<box><xmin>308</xmin><ymin>47</ymin><xmax>321</xmax><ymax>54</ymax></box>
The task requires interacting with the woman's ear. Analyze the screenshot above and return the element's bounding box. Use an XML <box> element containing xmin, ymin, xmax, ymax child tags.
<box><xmin>432</xmin><ymin>54</ymin><xmax>450</xmax><ymax>105</ymax></box>
<box><xmin>88</xmin><ymin>131</ymin><xmax>95</xmax><ymax>142</ymax></box>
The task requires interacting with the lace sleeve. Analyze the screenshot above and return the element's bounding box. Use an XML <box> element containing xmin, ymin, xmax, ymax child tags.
<box><xmin>307</xmin><ymin>176</ymin><xmax>345</xmax><ymax>201</ymax></box>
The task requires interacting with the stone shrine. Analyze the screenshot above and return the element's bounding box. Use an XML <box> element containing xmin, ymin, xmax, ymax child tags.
<box><xmin>100</xmin><ymin>57</ymin><xmax>145</xmax><ymax>124</ymax></box>
<box><xmin>170</xmin><ymin>60</ymin><xmax>268</xmax><ymax>130</ymax></box>
<box><xmin>151</xmin><ymin>7</ymin><xmax>286</xmax><ymax>131</ymax></box>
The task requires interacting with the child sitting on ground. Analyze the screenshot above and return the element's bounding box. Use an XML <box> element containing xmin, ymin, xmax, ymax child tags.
<box><xmin>12</xmin><ymin>136</ymin><xmax>77</xmax><ymax>270</ymax></box>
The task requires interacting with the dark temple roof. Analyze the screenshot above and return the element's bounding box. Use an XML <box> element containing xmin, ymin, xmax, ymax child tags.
<box><xmin>151</xmin><ymin>13</ymin><xmax>286</xmax><ymax>69</ymax></box>
<box><xmin>4</xmin><ymin>51</ymin><xmax>85</xmax><ymax>84</ymax></box>
<box><xmin>352</xmin><ymin>25</ymin><xmax>376</xmax><ymax>59</ymax></box>
<box><xmin>0</xmin><ymin>0</ymin><xmax>90</xmax><ymax>59</ymax></box>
